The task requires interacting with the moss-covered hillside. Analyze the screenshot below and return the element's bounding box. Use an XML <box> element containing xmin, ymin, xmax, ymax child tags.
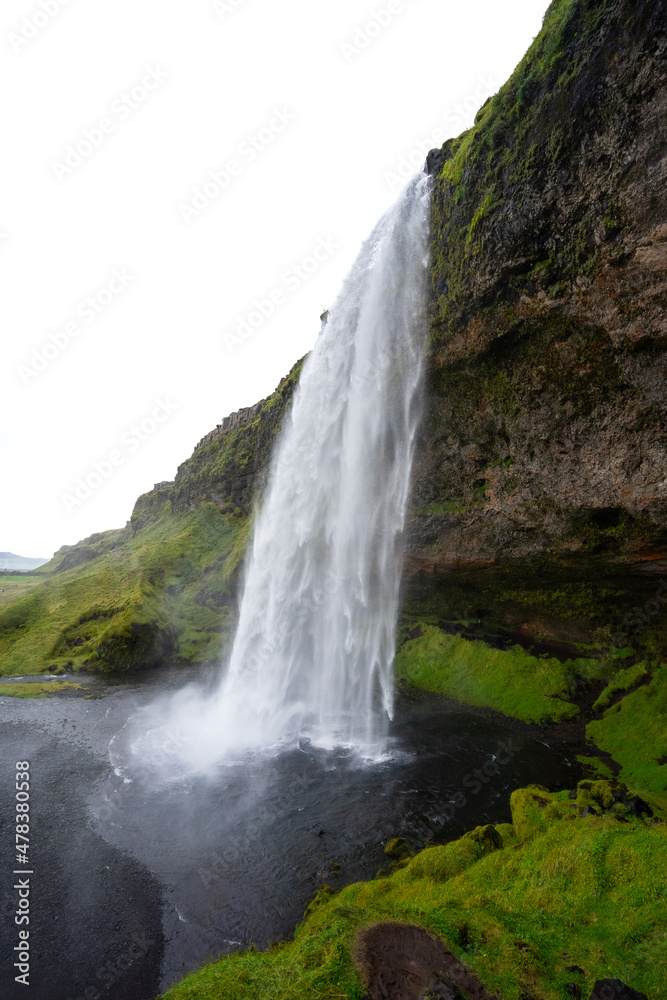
<box><xmin>0</xmin><ymin>507</ymin><xmax>238</xmax><ymax>675</ymax></box>
<box><xmin>0</xmin><ymin>361</ymin><xmax>302</xmax><ymax>676</ymax></box>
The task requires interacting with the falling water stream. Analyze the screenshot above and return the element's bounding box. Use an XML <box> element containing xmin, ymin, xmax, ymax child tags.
<box><xmin>218</xmin><ymin>171</ymin><xmax>431</xmax><ymax>753</ymax></box>
<box><xmin>126</xmin><ymin>172</ymin><xmax>432</xmax><ymax>772</ymax></box>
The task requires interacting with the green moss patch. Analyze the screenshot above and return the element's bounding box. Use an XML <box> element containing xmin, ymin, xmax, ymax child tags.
<box><xmin>576</xmin><ymin>755</ymin><xmax>616</xmax><ymax>781</ymax></box>
<box><xmin>593</xmin><ymin>661</ymin><xmax>653</xmax><ymax>712</ymax></box>
<box><xmin>587</xmin><ymin>667</ymin><xmax>667</xmax><ymax>809</ymax></box>
<box><xmin>392</xmin><ymin>624</ymin><xmax>605</xmax><ymax>723</ymax></box>
<box><xmin>0</xmin><ymin>682</ymin><xmax>83</xmax><ymax>699</ymax></box>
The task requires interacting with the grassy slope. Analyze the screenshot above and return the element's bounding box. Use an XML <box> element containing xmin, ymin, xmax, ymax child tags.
<box><xmin>0</xmin><ymin>575</ymin><xmax>43</xmax><ymax>609</ymax></box>
<box><xmin>588</xmin><ymin>667</ymin><xmax>667</xmax><ymax>803</ymax></box>
<box><xmin>164</xmin><ymin>783</ymin><xmax>667</xmax><ymax>1000</ymax></box>
<box><xmin>0</xmin><ymin>504</ymin><xmax>244</xmax><ymax>676</ymax></box>
<box><xmin>394</xmin><ymin>623</ymin><xmax>667</xmax><ymax>810</ymax></box>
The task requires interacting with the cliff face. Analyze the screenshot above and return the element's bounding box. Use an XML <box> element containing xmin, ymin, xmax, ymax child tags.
<box><xmin>132</xmin><ymin>358</ymin><xmax>304</xmax><ymax>529</ymax></box>
<box><xmin>408</xmin><ymin>0</ymin><xmax>667</xmax><ymax>578</ymax></box>
<box><xmin>395</xmin><ymin>0</ymin><xmax>667</xmax><ymax>654</ymax></box>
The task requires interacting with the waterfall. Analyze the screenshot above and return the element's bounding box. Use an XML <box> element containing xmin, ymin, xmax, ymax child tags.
<box><xmin>123</xmin><ymin>173</ymin><xmax>431</xmax><ymax>775</ymax></box>
<box><xmin>215</xmin><ymin>172</ymin><xmax>431</xmax><ymax>753</ymax></box>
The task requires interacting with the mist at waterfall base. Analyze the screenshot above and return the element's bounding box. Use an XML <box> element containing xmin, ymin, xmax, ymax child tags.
<box><xmin>118</xmin><ymin>172</ymin><xmax>432</xmax><ymax>780</ymax></box>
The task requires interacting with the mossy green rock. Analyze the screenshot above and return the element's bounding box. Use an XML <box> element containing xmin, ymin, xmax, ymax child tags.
<box><xmin>462</xmin><ymin>823</ymin><xmax>504</xmax><ymax>854</ymax></box>
<box><xmin>404</xmin><ymin>837</ymin><xmax>480</xmax><ymax>884</ymax></box>
<box><xmin>384</xmin><ymin>837</ymin><xmax>412</xmax><ymax>862</ymax></box>
<box><xmin>588</xmin><ymin>667</ymin><xmax>667</xmax><ymax>809</ymax></box>
<box><xmin>394</xmin><ymin>623</ymin><xmax>586</xmax><ymax>722</ymax></box>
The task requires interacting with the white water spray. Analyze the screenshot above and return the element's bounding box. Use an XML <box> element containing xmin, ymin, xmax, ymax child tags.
<box><xmin>123</xmin><ymin>173</ymin><xmax>431</xmax><ymax>774</ymax></box>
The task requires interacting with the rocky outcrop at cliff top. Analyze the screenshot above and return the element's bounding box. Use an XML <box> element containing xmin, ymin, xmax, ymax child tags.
<box><xmin>192</xmin><ymin>401</ymin><xmax>265</xmax><ymax>453</ymax></box>
<box><xmin>129</xmin><ymin>359</ymin><xmax>304</xmax><ymax>529</ymax></box>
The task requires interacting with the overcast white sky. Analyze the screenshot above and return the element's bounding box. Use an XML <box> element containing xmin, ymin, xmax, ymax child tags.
<box><xmin>1</xmin><ymin>0</ymin><xmax>550</xmax><ymax>559</ymax></box>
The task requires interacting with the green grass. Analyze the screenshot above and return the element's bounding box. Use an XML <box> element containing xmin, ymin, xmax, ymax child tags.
<box><xmin>0</xmin><ymin>682</ymin><xmax>83</xmax><ymax>699</ymax></box>
<box><xmin>410</xmin><ymin>500</ymin><xmax>468</xmax><ymax>516</ymax></box>
<box><xmin>592</xmin><ymin>661</ymin><xmax>653</xmax><ymax>712</ymax></box>
<box><xmin>162</xmin><ymin>783</ymin><xmax>667</xmax><ymax>1000</ymax></box>
<box><xmin>587</xmin><ymin>667</ymin><xmax>667</xmax><ymax>809</ymax></box>
<box><xmin>393</xmin><ymin>624</ymin><xmax>609</xmax><ymax>723</ymax></box>
<box><xmin>576</xmin><ymin>756</ymin><xmax>616</xmax><ymax>781</ymax></box>
<box><xmin>0</xmin><ymin>503</ymin><xmax>245</xmax><ymax>676</ymax></box>
<box><xmin>0</xmin><ymin>575</ymin><xmax>43</xmax><ymax>609</ymax></box>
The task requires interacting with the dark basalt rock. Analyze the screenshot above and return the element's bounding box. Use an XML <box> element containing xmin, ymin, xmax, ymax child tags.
<box><xmin>425</xmin><ymin>147</ymin><xmax>444</xmax><ymax>176</ymax></box>
<box><xmin>589</xmin><ymin>980</ymin><xmax>648</xmax><ymax>1000</ymax></box>
<box><xmin>626</xmin><ymin>795</ymin><xmax>653</xmax><ymax>818</ymax></box>
<box><xmin>96</xmin><ymin>621</ymin><xmax>176</xmax><ymax>673</ymax></box>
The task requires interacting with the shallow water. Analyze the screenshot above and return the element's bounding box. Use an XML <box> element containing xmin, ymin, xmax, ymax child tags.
<box><xmin>0</xmin><ymin>670</ymin><xmax>580</xmax><ymax>1000</ymax></box>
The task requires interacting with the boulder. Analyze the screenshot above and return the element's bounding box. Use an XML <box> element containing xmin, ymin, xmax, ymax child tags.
<box><xmin>589</xmin><ymin>979</ymin><xmax>648</xmax><ymax>1000</ymax></box>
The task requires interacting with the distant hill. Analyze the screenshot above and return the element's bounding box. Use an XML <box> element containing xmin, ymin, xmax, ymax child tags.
<box><xmin>0</xmin><ymin>552</ymin><xmax>49</xmax><ymax>572</ymax></box>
